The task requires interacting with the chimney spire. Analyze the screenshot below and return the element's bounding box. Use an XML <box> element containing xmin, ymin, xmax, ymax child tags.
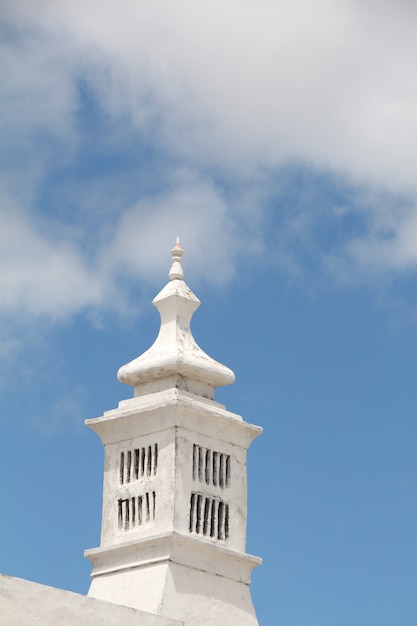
<box><xmin>168</xmin><ymin>237</ymin><xmax>184</xmax><ymax>281</ymax></box>
<box><xmin>117</xmin><ymin>240</ymin><xmax>235</xmax><ymax>400</ymax></box>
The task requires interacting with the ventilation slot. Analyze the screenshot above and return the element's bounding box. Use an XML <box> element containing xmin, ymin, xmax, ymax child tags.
<box><xmin>189</xmin><ymin>492</ymin><xmax>229</xmax><ymax>541</ymax></box>
<box><xmin>118</xmin><ymin>491</ymin><xmax>156</xmax><ymax>530</ymax></box>
<box><xmin>120</xmin><ymin>444</ymin><xmax>158</xmax><ymax>484</ymax></box>
<box><xmin>192</xmin><ymin>445</ymin><xmax>230</xmax><ymax>489</ymax></box>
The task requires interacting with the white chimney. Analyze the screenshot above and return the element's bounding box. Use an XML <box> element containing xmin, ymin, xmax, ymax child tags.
<box><xmin>85</xmin><ymin>240</ymin><xmax>262</xmax><ymax>626</ymax></box>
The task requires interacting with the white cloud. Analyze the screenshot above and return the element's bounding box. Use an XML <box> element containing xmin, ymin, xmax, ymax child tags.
<box><xmin>0</xmin><ymin>174</ymin><xmax>260</xmax><ymax>323</ymax></box>
<box><xmin>0</xmin><ymin>198</ymin><xmax>102</xmax><ymax>318</ymax></box>
<box><xmin>3</xmin><ymin>0</ymin><xmax>416</xmax><ymax>185</ymax></box>
<box><xmin>14</xmin><ymin>0</ymin><xmax>413</xmax><ymax>189</ymax></box>
<box><xmin>1</xmin><ymin>0</ymin><xmax>417</xmax><ymax>326</ymax></box>
<box><xmin>105</xmin><ymin>175</ymin><xmax>260</xmax><ymax>285</ymax></box>
<box><xmin>0</xmin><ymin>14</ymin><xmax>79</xmax><ymax>163</ymax></box>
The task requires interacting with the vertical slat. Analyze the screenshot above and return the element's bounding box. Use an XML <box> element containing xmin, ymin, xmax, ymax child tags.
<box><xmin>154</xmin><ymin>444</ymin><xmax>158</xmax><ymax>475</ymax></box>
<box><xmin>196</xmin><ymin>494</ymin><xmax>203</xmax><ymax>534</ymax></box>
<box><xmin>210</xmin><ymin>499</ymin><xmax>218</xmax><ymax>538</ymax></box>
<box><xmin>131</xmin><ymin>497</ymin><xmax>136</xmax><ymax>526</ymax></box>
<box><xmin>198</xmin><ymin>447</ymin><xmax>203</xmax><ymax>482</ymax></box>
<box><xmin>225</xmin><ymin>455</ymin><xmax>231</xmax><ymax>487</ymax></box>
<box><xmin>203</xmin><ymin>498</ymin><xmax>212</xmax><ymax>536</ymax></box>
<box><xmin>120</xmin><ymin>452</ymin><xmax>125</xmax><ymax>485</ymax></box>
<box><xmin>138</xmin><ymin>496</ymin><xmax>143</xmax><ymax>525</ymax></box>
<box><xmin>141</xmin><ymin>448</ymin><xmax>145</xmax><ymax>476</ymax></box>
<box><xmin>152</xmin><ymin>491</ymin><xmax>156</xmax><ymax>520</ymax></box>
<box><xmin>124</xmin><ymin>499</ymin><xmax>130</xmax><ymax>530</ymax></box>
<box><xmin>189</xmin><ymin>493</ymin><xmax>196</xmax><ymax>532</ymax></box>
<box><xmin>219</xmin><ymin>454</ymin><xmax>224</xmax><ymax>488</ymax></box>
<box><xmin>118</xmin><ymin>499</ymin><xmax>123</xmax><ymax>529</ymax></box>
<box><xmin>134</xmin><ymin>449</ymin><xmax>139</xmax><ymax>480</ymax></box>
<box><xmin>126</xmin><ymin>450</ymin><xmax>132</xmax><ymax>483</ymax></box>
<box><xmin>192</xmin><ymin>444</ymin><xmax>197</xmax><ymax>480</ymax></box>
<box><xmin>205</xmin><ymin>450</ymin><xmax>211</xmax><ymax>485</ymax></box>
<box><xmin>213</xmin><ymin>452</ymin><xmax>218</xmax><ymax>486</ymax></box>
<box><xmin>218</xmin><ymin>501</ymin><xmax>225</xmax><ymax>540</ymax></box>
<box><xmin>145</xmin><ymin>492</ymin><xmax>150</xmax><ymax>521</ymax></box>
<box><xmin>147</xmin><ymin>446</ymin><xmax>152</xmax><ymax>476</ymax></box>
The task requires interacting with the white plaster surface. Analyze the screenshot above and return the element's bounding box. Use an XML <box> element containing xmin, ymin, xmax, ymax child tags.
<box><xmin>117</xmin><ymin>246</ymin><xmax>235</xmax><ymax>400</ymax></box>
<box><xmin>86</xmin><ymin>532</ymin><xmax>261</xmax><ymax>583</ymax></box>
<box><xmin>86</xmin><ymin>390</ymin><xmax>261</xmax><ymax>551</ymax></box>
<box><xmin>89</xmin><ymin>561</ymin><xmax>259</xmax><ymax>626</ymax></box>
<box><xmin>0</xmin><ymin>574</ymin><xmax>182</xmax><ymax>626</ymax></box>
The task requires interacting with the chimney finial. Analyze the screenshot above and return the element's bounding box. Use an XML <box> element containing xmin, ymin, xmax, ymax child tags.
<box><xmin>169</xmin><ymin>236</ymin><xmax>184</xmax><ymax>281</ymax></box>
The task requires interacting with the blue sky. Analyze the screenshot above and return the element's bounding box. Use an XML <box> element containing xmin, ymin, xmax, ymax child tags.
<box><xmin>1</xmin><ymin>1</ymin><xmax>417</xmax><ymax>624</ymax></box>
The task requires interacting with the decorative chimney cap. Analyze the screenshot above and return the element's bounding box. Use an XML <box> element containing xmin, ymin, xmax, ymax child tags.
<box><xmin>117</xmin><ymin>240</ymin><xmax>235</xmax><ymax>400</ymax></box>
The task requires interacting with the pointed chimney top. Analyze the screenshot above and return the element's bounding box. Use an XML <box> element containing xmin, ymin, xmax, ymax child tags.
<box><xmin>117</xmin><ymin>238</ymin><xmax>235</xmax><ymax>400</ymax></box>
<box><xmin>169</xmin><ymin>236</ymin><xmax>184</xmax><ymax>281</ymax></box>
